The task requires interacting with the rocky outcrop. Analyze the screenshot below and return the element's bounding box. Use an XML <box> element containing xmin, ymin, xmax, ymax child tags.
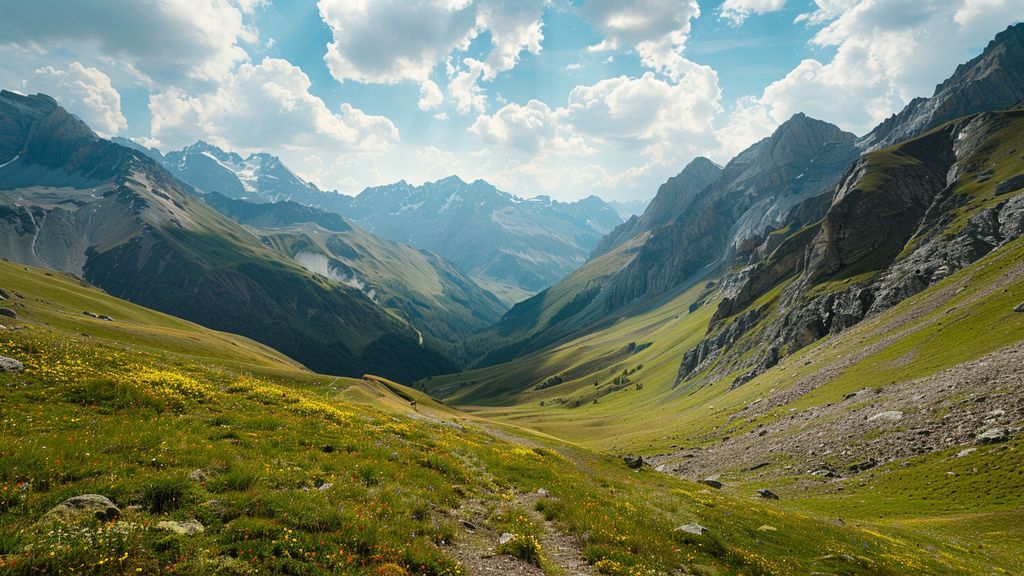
<box><xmin>677</xmin><ymin>109</ymin><xmax>1024</xmax><ymax>388</ymax></box>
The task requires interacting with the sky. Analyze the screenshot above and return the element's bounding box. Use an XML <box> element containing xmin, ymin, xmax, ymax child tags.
<box><xmin>0</xmin><ymin>1</ymin><xmax>1020</xmax><ymax>202</ymax></box>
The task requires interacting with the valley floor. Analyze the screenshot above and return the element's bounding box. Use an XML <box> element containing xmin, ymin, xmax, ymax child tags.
<box><xmin>1</xmin><ymin>260</ymin><xmax>1022</xmax><ymax>574</ymax></box>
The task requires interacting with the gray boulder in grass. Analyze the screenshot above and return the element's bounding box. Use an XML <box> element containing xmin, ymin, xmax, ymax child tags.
<box><xmin>45</xmin><ymin>494</ymin><xmax>121</xmax><ymax>523</ymax></box>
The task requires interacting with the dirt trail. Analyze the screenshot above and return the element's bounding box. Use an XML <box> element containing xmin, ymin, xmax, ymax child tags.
<box><xmin>448</xmin><ymin>490</ymin><xmax>595</xmax><ymax>576</ymax></box>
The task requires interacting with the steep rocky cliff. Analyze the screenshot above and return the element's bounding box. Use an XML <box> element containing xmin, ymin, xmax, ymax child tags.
<box><xmin>679</xmin><ymin>109</ymin><xmax>1024</xmax><ymax>388</ymax></box>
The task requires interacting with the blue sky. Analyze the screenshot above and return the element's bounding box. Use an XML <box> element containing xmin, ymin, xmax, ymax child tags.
<box><xmin>0</xmin><ymin>1</ymin><xmax>1019</xmax><ymax>201</ymax></box>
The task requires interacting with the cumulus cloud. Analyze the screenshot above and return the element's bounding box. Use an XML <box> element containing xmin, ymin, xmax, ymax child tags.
<box><xmin>0</xmin><ymin>0</ymin><xmax>254</xmax><ymax>85</ymax></box>
<box><xmin>470</xmin><ymin>63</ymin><xmax>722</xmax><ymax>194</ymax></box>
<box><xmin>25</xmin><ymin>62</ymin><xmax>127</xmax><ymax>135</ymax></box>
<box><xmin>720</xmin><ymin>0</ymin><xmax>787</xmax><ymax>25</ymax></box>
<box><xmin>448</xmin><ymin>58</ymin><xmax>488</xmax><ymax>114</ymax></box>
<box><xmin>577</xmin><ymin>0</ymin><xmax>701</xmax><ymax>81</ymax></box>
<box><xmin>418</xmin><ymin>80</ymin><xmax>444</xmax><ymax>111</ymax></box>
<box><xmin>148</xmin><ymin>58</ymin><xmax>398</xmax><ymax>153</ymax></box>
<box><xmin>469</xmin><ymin>100</ymin><xmax>558</xmax><ymax>153</ymax></box>
<box><xmin>318</xmin><ymin>0</ymin><xmax>478</xmax><ymax>84</ymax></box>
<box><xmin>718</xmin><ymin>0</ymin><xmax>1022</xmax><ymax>157</ymax></box>
<box><xmin>318</xmin><ymin>0</ymin><xmax>547</xmax><ymax>116</ymax></box>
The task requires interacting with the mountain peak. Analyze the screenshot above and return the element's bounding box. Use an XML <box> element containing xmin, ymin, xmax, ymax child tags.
<box><xmin>436</xmin><ymin>174</ymin><xmax>467</xmax><ymax>186</ymax></box>
<box><xmin>863</xmin><ymin>22</ymin><xmax>1024</xmax><ymax>150</ymax></box>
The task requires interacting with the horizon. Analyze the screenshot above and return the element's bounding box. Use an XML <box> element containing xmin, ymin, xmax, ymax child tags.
<box><xmin>1</xmin><ymin>1</ymin><xmax>1019</xmax><ymax>202</ymax></box>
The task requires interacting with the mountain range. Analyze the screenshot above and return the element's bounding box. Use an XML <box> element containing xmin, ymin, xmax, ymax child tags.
<box><xmin>121</xmin><ymin>139</ymin><xmax>625</xmax><ymax>304</ymax></box>
<box><xmin>0</xmin><ymin>90</ymin><xmax>456</xmax><ymax>382</ymax></box>
<box><xmin>468</xmin><ymin>23</ymin><xmax>1024</xmax><ymax>369</ymax></box>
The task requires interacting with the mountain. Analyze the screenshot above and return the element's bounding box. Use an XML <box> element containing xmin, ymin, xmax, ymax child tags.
<box><xmin>608</xmin><ymin>198</ymin><xmax>650</xmax><ymax>219</ymax></box>
<box><xmin>861</xmin><ymin>22</ymin><xmax>1024</xmax><ymax>151</ymax></box>
<box><xmin>342</xmin><ymin>176</ymin><xmax>623</xmax><ymax>303</ymax></box>
<box><xmin>469</xmin><ymin>114</ymin><xmax>858</xmax><ymax>365</ymax></box>
<box><xmin>128</xmin><ymin>140</ymin><xmax>622</xmax><ymax>303</ymax></box>
<box><xmin>591</xmin><ymin>157</ymin><xmax>722</xmax><ymax>258</ymax></box>
<box><xmin>681</xmin><ymin>106</ymin><xmax>1024</xmax><ymax>388</ymax></box>
<box><xmin>203</xmin><ymin>192</ymin><xmax>507</xmax><ymax>359</ymax></box>
<box><xmin>0</xmin><ymin>90</ymin><xmax>454</xmax><ymax>382</ymax></box>
<box><xmin>121</xmin><ymin>138</ymin><xmax>356</xmax><ymax>213</ymax></box>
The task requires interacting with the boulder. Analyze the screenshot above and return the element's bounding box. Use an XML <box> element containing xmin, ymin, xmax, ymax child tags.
<box><xmin>995</xmin><ymin>174</ymin><xmax>1024</xmax><ymax>195</ymax></box>
<box><xmin>867</xmin><ymin>411</ymin><xmax>904</xmax><ymax>423</ymax></box>
<box><xmin>1015</xmin><ymin>302</ymin><xmax>1024</xmax><ymax>313</ymax></box>
<box><xmin>536</xmin><ymin>488</ymin><xmax>549</xmax><ymax>497</ymax></box>
<box><xmin>699</xmin><ymin>478</ymin><xmax>723</xmax><ymax>489</ymax></box>
<box><xmin>956</xmin><ymin>448</ymin><xmax>977</xmax><ymax>458</ymax></box>
<box><xmin>757</xmin><ymin>489</ymin><xmax>780</xmax><ymax>500</ymax></box>
<box><xmin>45</xmin><ymin>494</ymin><xmax>120</xmax><ymax>523</ymax></box>
<box><xmin>0</xmin><ymin>308</ymin><xmax>17</xmax><ymax>319</ymax></box>
<box><xmin>0</xmin><ymin>355</ymin><xmax>23</xmax><ymax>373</ymax></box>
<box><xmin>674</xmin><ymin>523</ymin><xmax>708</xmax><ymax>535</ymax></box>
<box><xmin>809</xmin><ymin>468</ymin><xmax>839</xmax><ymax>478</ymax></box>
<box><xmin>157</xmin><ymin>519</ymin><xmax>205</xmax><ymax>536</ymax></box>
<box><xmin>623</xmin><ymin>455</ymin><xmax>644</xmax><ymax>469</ymax></box>
<box><xmin>976</xmin><ymin>428</ymin><xmax>1010</xmax><ymax>444</ymax></box>
<box><xmin>499</xmin><ymin>532</ymin><xmax>515</xmax><ymax>545</ymax></box>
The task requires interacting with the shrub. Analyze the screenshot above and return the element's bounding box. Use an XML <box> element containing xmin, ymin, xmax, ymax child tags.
<box><xmin>497</xmin><ymin>533</ymin><xmax>543</xmax><ymax>567</ymax></box>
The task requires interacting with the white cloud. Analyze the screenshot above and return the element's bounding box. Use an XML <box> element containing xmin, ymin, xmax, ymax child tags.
<box><xmin>476</xmin><ymin>0</ymin><xmax>547</xmax><ymax>79</ymax></box>
<box><xmin>720</xmin><ymin>0</ymin><xmax>787</xmax><ymax>25</ymax></box>
<box><xmin>149</xmin><ymin>58</ymin><xmax>398</xmax><ymax>153</ymax></box>
<box><xmin>577</xmin><ymin>0</ymin><xmax>701</xmax><ymax>81</ymax></box>
<box><xmin>469</xmin><ymin>99</ymin><xmax>558</xmax><ymax>153</ymax></box>
<box><xmin>718</xmin><ymin>0</ymin><xmax>1023</xmax><ymax>157</ymax></box>
<box><xmin>317</xmin><ymin>0</ymin><xmax>548</xmax><ymax>118</ymax></box>
<box><xmin>469</xmin><ymin>64</ymin><xmax>722</xmax><ymax>196</ymax></box>
<box><xmin>24</xmin><ymin>62</ymin><xmax>127</xmax><ymax>136</ymax></box>
<box><xmin>448</xmin><ymin>58</ymin><xmax>488</xmax><ymax>114</ymax></box>
<box><xmin>318</xmin><ymin>0</ymin><xmax>478</xmax><ymax>84</ymax></box>
<box><xmin>0</xmin><ymin>0</ymin><xmax>254</xmax><ymax>85</ymax></box>
<box><xmin>418</xmin><ymin>80</ymin><xmax>444</xmax><ymax>111</ymax></box>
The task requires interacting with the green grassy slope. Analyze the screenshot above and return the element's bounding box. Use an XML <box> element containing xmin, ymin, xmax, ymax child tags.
<box><xmin>258</xmin><ymin>222</ymin><xmax>506</xmax><ymax>360</ymax></box>
<box><xmin>0</xmin><ymin>262</ymin><xmax>1006</xmax><ymax>575</ymax></box>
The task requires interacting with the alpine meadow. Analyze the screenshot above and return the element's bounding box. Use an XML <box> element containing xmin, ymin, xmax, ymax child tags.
<box><xmin>1</xmin><ymin>2</ymin><xmax>1023</xmax><ymax>575</ymax></box>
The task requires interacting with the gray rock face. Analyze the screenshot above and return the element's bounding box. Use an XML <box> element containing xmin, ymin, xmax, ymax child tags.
<box><xmin>606</xmin><ymin>114</ymin><xmax>858</xmax><ymax>312</ymax></box>
<box><xmin>0</xmin><ymin>355</ymin><xmax>23</xmax><ymax>372</ymax></box>
<box><xmin>677</xmin><ymin>109</ymin><xmax>1024</xmax><ymax>390</ymax></box>
<box><xmin>757</xmin><ymin>489</ymin><xmax>780</xmax><ymax>500</ymax></box>
<box><xmin>699</xmin><ymin>478</ymin><xmax>723</xmax><ymax>489</ymax></box>
<box><xmin>592</xmin><ymin>157</ymin><xmax>722</xmax><ymax>258</ymax></box>
<box><xmin>498</xmin><ymin>532</ymin><xmax>515</xmax><ymax>545</ymax></box>
<box><xmin>0</xmin><ymin>308</ymin><xmax>17</xmax><ymax>319</ymax></box>
<box><xmin>157</xmin><ymin>519</ymin><xmax>205</xmax><ymax>536</ymax></box>
<box><xmin>45</xmin><ymin>494</ymin><xmax>120</xmax><ymax>523</ymax></box>
<box><xmin>623</xmin><ymin>455</ymin><xmax>644</xmax><ymax>469</ymax></box>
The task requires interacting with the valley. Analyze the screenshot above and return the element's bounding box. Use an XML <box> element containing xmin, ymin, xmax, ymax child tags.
<box><xmin>0</xmin><ymin>8</ymin><xmax>1022</xmax><ymax>576</ymax></box>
